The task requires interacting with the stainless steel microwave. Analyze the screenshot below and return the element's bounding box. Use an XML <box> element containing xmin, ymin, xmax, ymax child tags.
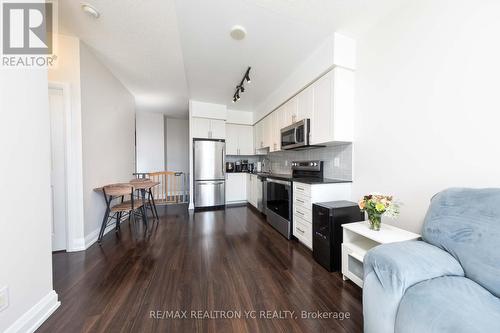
<box><xmin>280</xmin><ymin>119</ymin><xmax>310</xmax><ymax>150</ymax></box>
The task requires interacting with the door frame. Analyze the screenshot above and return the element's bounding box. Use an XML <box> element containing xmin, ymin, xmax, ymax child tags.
<box><xmin>49</xmin><ymin>82</ymin><xmax>85</xmax><ymax>251</ymax></box>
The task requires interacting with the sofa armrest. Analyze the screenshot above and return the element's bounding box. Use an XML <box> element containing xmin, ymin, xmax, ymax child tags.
<box><xmin>363</xmin><ymin>240</ymin><xmax>464</xmax><ymax>333</ymax></box>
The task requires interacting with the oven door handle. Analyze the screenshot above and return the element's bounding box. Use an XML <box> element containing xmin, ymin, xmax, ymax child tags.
<box><xmin>267</xmin><ymin>178</ymin><xmax>291</xmax><ymax>186</ymax></box>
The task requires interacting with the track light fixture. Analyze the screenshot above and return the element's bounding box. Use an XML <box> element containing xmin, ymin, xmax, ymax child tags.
<box><xmin>232</xmin><ymin>67</ymin><xmax>251</xmax><ymax>103</ymax></box>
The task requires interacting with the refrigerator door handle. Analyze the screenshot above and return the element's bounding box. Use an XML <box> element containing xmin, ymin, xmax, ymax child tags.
<box><xmin>197</xmin><ymin>182</ymin><xmax>225</xmax><ymax>186</ymax></box>
<box><xmin>222</xmin><ymin>147</ymin><xmax>225</xmax><ymax>174</ymax></box>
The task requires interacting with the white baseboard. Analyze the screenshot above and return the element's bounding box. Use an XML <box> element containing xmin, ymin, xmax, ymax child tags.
<box><xmin>5</xmin><ymin>290</ymin><xmax>60</xmax><ymax>333</ymax></box>
<box><xmin>226</xmin><ymin>201</ymin><xmax>248</xmax><ymax>207</ymax></box>
<box><xmin>67</xmin><ymin>237</ymin><xmax>86</xmax><ymax>252</ymax></box>
<box><xmin>84</xmin><ymin>223</ymin><xmax>116</xmax><ymax>249</ymax></box>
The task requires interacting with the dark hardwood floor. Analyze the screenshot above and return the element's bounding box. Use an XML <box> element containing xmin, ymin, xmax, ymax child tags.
<box><xmin>38</xmin><ymin>205</ymin><xmax>363</xmax><ymax>333</ymax></box>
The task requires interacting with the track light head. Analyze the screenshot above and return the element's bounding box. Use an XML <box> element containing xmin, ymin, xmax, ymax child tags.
<box><xmin>231</xmin><ymin>66</ymin><xmax>251</xmax><ymax>103</ymax></box>
<box><xmin>245</xmin><ymin>69</ymin><xmax>251</xmax><ymax>83</ymax></box>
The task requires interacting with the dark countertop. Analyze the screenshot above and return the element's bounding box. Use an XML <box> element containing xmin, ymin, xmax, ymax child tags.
<box><xmin>255</xmin><ymin>172</ymin><xmax>352</xmax><ymax>185</ymax></box>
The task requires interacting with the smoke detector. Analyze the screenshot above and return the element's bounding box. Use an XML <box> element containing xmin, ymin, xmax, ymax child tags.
<box><xmin>230</xmin><ymin>25</ymin><xmax>247</xmax><ymax>40</ymax></box>
<box><xmin>81</xmin><ymin>4</ymin><xmax>100</xmax><ymax>19</ymax></box>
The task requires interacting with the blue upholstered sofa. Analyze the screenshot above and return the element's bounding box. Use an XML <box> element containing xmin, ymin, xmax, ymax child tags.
<box><xmin>363</xmin><ymin>188</ymin><xmax>500</xmax><ymax>333</ymax></box>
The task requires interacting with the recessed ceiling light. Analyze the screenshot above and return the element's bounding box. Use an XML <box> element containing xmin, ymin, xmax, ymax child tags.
<box><xmin>230</xmin><ymin>25</ymin><xmax>246</xmax><ymax>40</ymax></box>
<box><xmin>81</xmin><ymin>4</ymin><xmax>100</xmax><ymax>19</ymax></box>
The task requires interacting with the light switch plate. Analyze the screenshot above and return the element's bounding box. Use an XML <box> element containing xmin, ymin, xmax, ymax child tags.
<box><xmin>334</xmin><ymin>157</ymin><xmax>340</xmax><ymax>167</ymax></box>
<box><xmin>0</xmin><ymin>286</ymin><xmax>9</xmax><ymax>312</ymax></box>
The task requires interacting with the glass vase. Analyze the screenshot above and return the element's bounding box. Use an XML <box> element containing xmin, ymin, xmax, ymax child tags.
<box><xmin>368</xmin><ymin>213</ymin><xmax>382</xmax><ymax>231</ymax></box>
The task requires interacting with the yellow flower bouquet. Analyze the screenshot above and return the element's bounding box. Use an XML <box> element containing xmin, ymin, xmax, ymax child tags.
<box><xmin>358</xmin><ymin>194</ymin><xmax>400</xmax><ymax>231</ymax></box>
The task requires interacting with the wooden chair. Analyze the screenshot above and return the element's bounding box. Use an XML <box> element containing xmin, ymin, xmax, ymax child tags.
<box><xmin>129</xmin><ymin>178</ymin><xmax>159</xmax><ymax>220</ymax></box>
<box><xmin>98</xmin><ymin>184</ymin><xmax>148</xmax><ymax>243</ymax></box>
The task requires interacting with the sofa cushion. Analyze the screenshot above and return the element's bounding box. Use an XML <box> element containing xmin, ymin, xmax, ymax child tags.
<box><xmin>422</xmin><ymin>188</ymin><xmax>500</xmax><ymax>297</ymax></box>
<box><xmin>395</xmin><ymin>276</ymin><xmax>500</xmax><ymax>333</ymax></box>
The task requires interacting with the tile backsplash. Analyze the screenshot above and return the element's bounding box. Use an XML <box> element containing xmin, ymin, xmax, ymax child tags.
<box><xmin>265</xmin><ymin>144</ymin><xmax>352</xmax><ymax>180</ymax></box>
<box><xmin>226</xmin><ymin>144</ymin><xmax>353</xmax><ymax>181</ymax></box>
<box><xmin>226</xmin><ymin>155</ymin><xmax>261</xmax><ymax>164</ymax></box>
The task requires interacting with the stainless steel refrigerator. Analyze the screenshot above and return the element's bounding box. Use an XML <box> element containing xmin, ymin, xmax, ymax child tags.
<box><xmin>193</xmin><ymin>139</ymin><xmax>226</xmax><ymax>209</ymax></box>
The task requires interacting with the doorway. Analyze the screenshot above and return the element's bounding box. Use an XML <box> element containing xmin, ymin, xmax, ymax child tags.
<box><xmin>49</xmin><ymin>87</ymin><xmax>68</xmax><ymax>251</ymax></box>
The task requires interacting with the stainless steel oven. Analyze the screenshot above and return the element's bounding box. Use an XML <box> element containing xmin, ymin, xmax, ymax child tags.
<box><xmin>281</xmin><ymin>119</ymin><xmax>310</xmax><ymax>150</ymax></box>
<box><xmin>266</xmin><ymin>178</ymin><xmax>292</xmax><ymax>239</ymax></box>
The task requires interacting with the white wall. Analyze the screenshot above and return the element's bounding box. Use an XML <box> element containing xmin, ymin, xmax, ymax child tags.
<box><xmin>353</xmin><ymin>0</ymin><xmax>500</xmax><ymax>233</ymax></box>
<box><xmin>136</xmin><ymin>112</ymin><xmax>165</xmax><ymax>173</ymax></box>
<box><xmin>164</xmin><ymin>117</ymin><xmax>189</xmax><ymax>173</ymax></box>
<box><xmin>0</xmin><ymin>69</ymin><xmax>59</xmax><ymax>330</ymax></box>
<box><xmin>48</xmin><ymin>34</ymin><xmax>85</xmax><ymax>250</ymax></box>
<box><xmin>80</xmin><ymin>41</ymin><xmax>136</xmax><ymax>238</ymax></box>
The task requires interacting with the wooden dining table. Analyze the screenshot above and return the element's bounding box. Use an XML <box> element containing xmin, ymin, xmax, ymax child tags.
<box><xmin>94</xmin><ymin>180</ymin><xmax>161</xmax><ymax>231</ymax></box>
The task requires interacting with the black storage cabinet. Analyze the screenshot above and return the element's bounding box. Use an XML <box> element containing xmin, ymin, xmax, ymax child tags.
<box><xmin>313</xmin><ymin>201</ymin><xmax>364</xmax><ymax>272</ymax></box>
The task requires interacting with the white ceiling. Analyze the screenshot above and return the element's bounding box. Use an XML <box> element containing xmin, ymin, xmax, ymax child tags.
<box><xmin>59</xmin><ymin>0</ymin><xmax>403</xmax><ymax>116</ymax></box>
<box><xmin>59</xmin><ymin>0</ymin><xmax>189</xmax><ymax>117</ymax></box>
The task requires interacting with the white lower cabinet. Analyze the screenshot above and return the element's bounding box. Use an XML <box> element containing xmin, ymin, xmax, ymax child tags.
<box><xmin>248</xmin><ymin>174</ymin><xmax>262</xmax><ymax>208</ymax></box>
<box><xmin>226</xmin><ymin>173</ymin><xmax>247</xmax><ymax>204</ymax></box>
<box><xmin>292</xmin><ymin>181</ymin><xmax>352</xmax><ymax>249</ymax></box>
<box><xmin>226</xmin><ymin>173</ymin><xmax>262</xmax><ymax>207</ymax></box>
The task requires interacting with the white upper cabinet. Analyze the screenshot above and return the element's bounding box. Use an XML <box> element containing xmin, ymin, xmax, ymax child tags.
<box><xmin>263</xmin><ymin>114</ymin><xmax>272</xmax><ymax>149</ymax></box>
<box><xmin>310</xmin><ymin>67</ymin><xmax>354</xmax><ymax>144</ymax></box>
<box><xmin>311</xmin><ymin>71</ymin><xmax>334</xmax><ymax>145</ymax></box>
<box><xmin>252</xmin><ymin>66</ymin><xmax>354</xmax><ymax>149</ymax></box>
<box><xmin>254</xmin><ymin>120</ymin><xmax>264</xmax><ymax>151</ymax></box>
<box><xmin>296</xmin><ymin>86</ymin><xmax>313</xmax><ymax>122</ymax></box>
<box><xmin>226</xmin><ymin>124</ymin><xmax>254</xmax><ymax>155</ymax></box>
<box><xmin>192</xmin><ymin>117</ymin><xmax>211</xmax><ymax>139</ymax></box>
<box><xmin>331</xmin><ymin>67</ymin><xmax>355</xmax><ymax>142</ymax></box>
<box><xmin>251</xmin><ymin>33</ymin><xmax>355</xmax><ymax>148</ymax></box>
<box><xmin>210</xmin><ymin>119</ymin><xmax>226</xmax><ymax>139</ymax></box>
<box><xmin>270</xmin><ymin>108</ymin><xmax>282</xmax><ymax>152</ymax></box>
<box><xmin>225</xmin><ymin>124</ymin><xmax>239</xmax><ymax>155</ymax></box>
<box><xmin>282</xmin><ymin>98</ymin><xmax>299</xmax><ymax>128</ymax></box>
<box><xmin>192</xmin><ymin>117</ymin><xmax>226</xmax><ymax>139</ymax></box>
<box><xmin>238</xmin><ymin>125</ymin><xmax>254</xmax><ymax>155</ymax></box>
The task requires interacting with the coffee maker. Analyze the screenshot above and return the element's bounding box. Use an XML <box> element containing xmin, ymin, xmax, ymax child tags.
<box><xmin>225</xmin><ymin>162</ymin><xmax>235</xmax><ymax>172</ymax></box>
<box><xmin>241</xmin><ymin>160</ymin><xmax>249</xmax><ymax>172</ymax></box>
<box><xmin>234</xmin><ymin>160</ymin><xmax>242</xmax><ymax>172</ymax></box>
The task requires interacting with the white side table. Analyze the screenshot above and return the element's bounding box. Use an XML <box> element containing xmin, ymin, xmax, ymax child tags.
<box><xmin>341</xmin><ymin>221</ymin><xmax>421</xmax><ymax>288</ymax></box>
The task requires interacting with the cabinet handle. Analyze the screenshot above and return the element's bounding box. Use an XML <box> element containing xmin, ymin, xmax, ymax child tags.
<box><xmin>297</xmin><ymin>227</ymin><xmax>305</xmax><ymax>234</ymax></box>
<box><xmin>296</xmin><ymin>210</ymin><xmax>304</xmax><ymax>216</ymax></box>
<box><xmin>296</xmin><ymin>199</ymin><xmax>304</xmax><ymax>203</ymax></box>
<box><xmin>296</xmin><ymin>187</ymin><xmax>304</xmax><ymax>191</ymax></box>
